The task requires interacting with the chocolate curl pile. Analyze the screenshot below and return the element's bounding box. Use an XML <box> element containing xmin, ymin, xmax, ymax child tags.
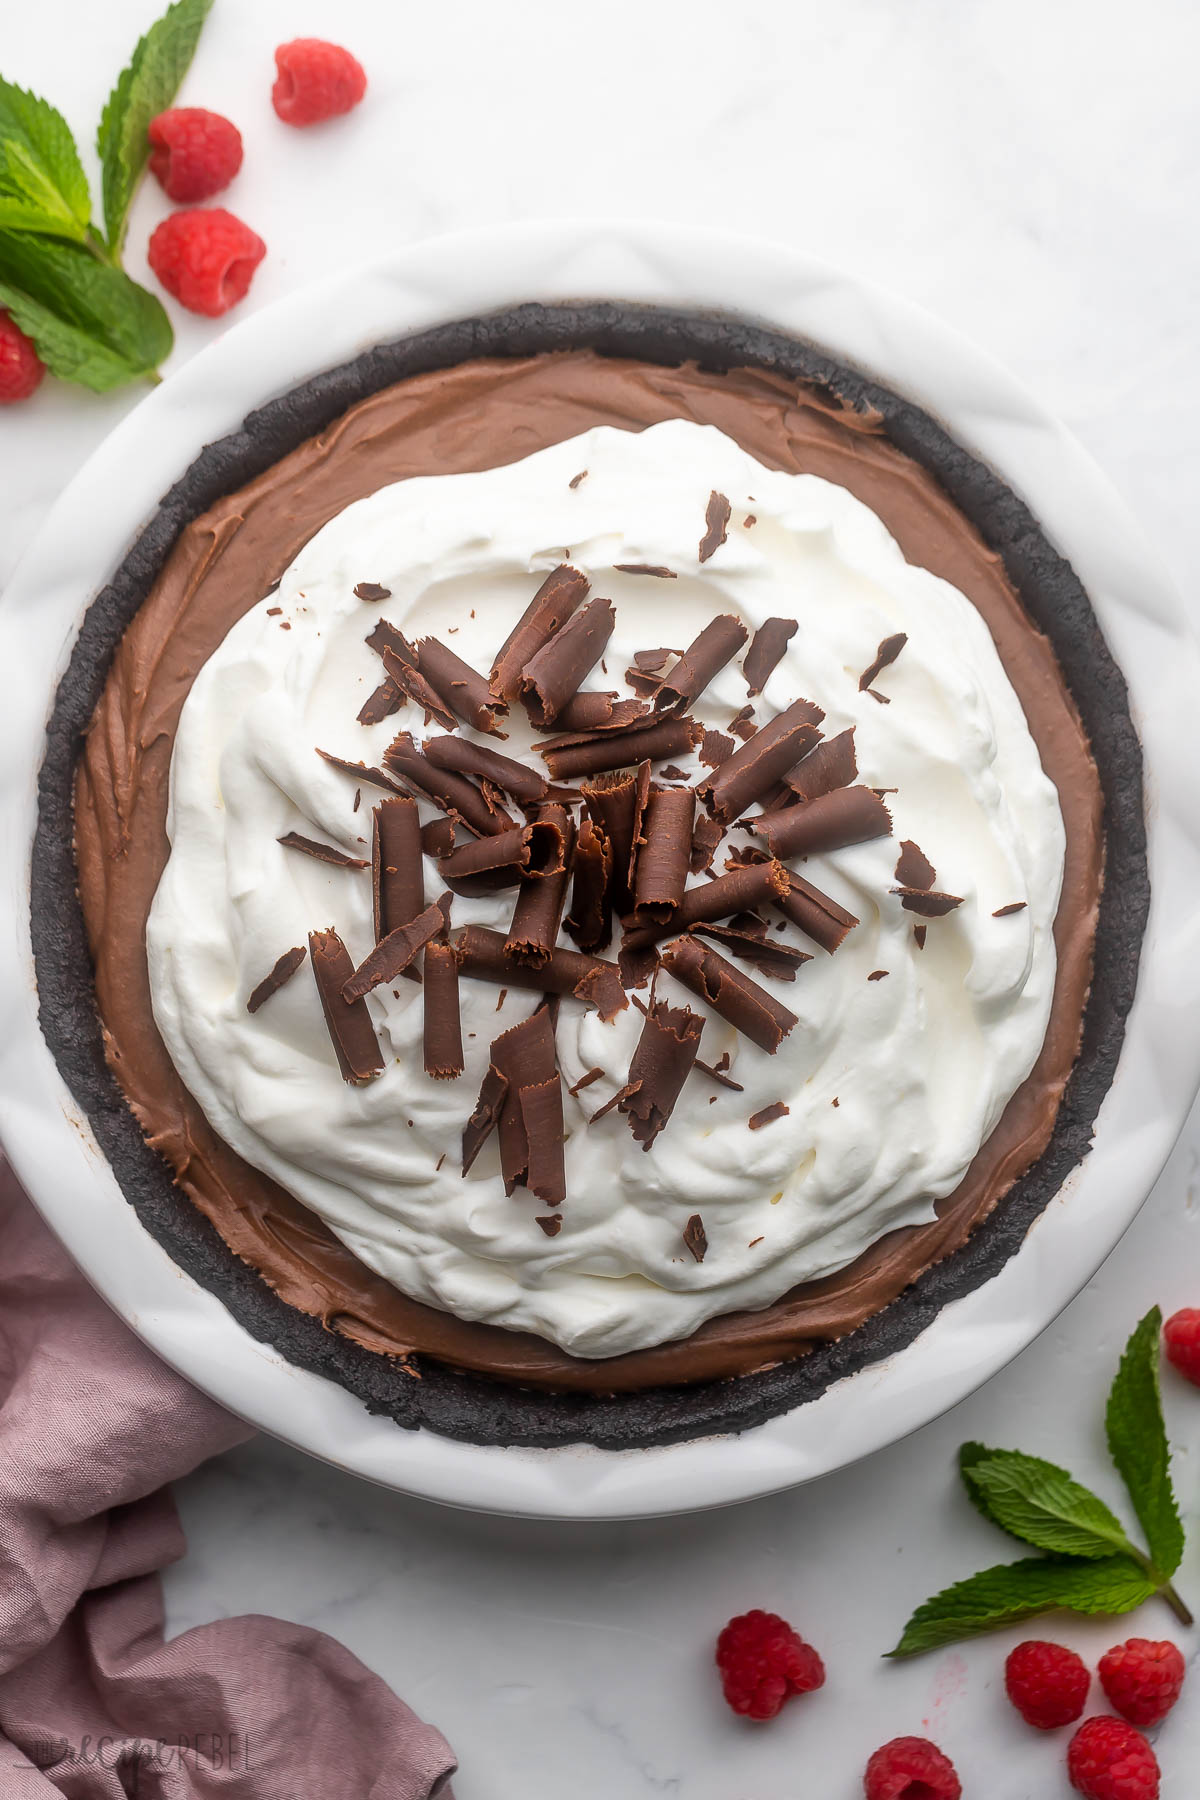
<box><xmin>423</xmin><ymin>937</ymin><xmax>463</xmax><ymax>1079</ymax></box>
<box><xmin>599</xmin><ymin>999</ymin><xmax>704</xmax><ymax>1150</ymax></box>
<box><xmin>437</xmin><ymin>816</ymin><xmax>567</xmax><ymax>896</ymax></box>
<box><xmin>453</xmin><ymin>925</ymin><xmax>627</xmax><ymax>1021</ymax></box>
<box><xmin>632</xmin><ymin>787</ymin><xmax>696</xmax><ymax>924</ymax></box>
<box><xmin>695</xmin><ymin>698</ymin><xmax>824</xmax><ymax>823</ymax></box>
<box><xmin>506</xmin><ymin>805</ymin><xmax>577</xmax><ymax>964</ymax></box>
<box><xmin>743</xmin><ymin>617</ymin><xmax>798</xmax><ymax>696</ymax></box>
<box><xmin>749</xmin><ymin>785</ymin><xmax>892</xmax><ymax>859</ymax></box>
<box><xmin>518</xmin><ymin>596</ymin><xmax>616</xmax><ymax>728</ymax></box>
<box><xmin>463</xmin><ymin>1004</ymin><xmax>565</xmax><ymax>1205</ymax></box>
<box><xmin>652</xmin><ymin>615</ymin><xmax>748</xmax><ymax>714</ymax></box>
<box><xmin>539</xmin><ymin>714</ymin><xmax>700</xmax><ymax>781</ymax></box>
<box><xmin>413</xmin><ymin>637</ymin><xmax>509</xmax><ymax>735</ymax></box>
<box><xmin>490</xmin><ymin>564</ymin><xmax>589</xmax><ymax>702</ymax></box>
<box><xmin>384</xmin><ymin>732</ymin><xmax>513</xmax><ymax>837</ymax></box>
<box><xmin>308</xmin><ymin>928</ymin><xmax>384</xmax><ymax>1084</ymax></box>
<box><xmin>564</xmin><ymin>813</ymin><xmax>612</xmax><ymax>952</ymax></box>
<box><xmin>660</xmin><ymin>935</ymin><xmax>798</xmax><ymax>1055</ymax></box>
<box><xmin>373</xmin><ymin>795</ymin><xmax>424</xmax><ymax>981</ymax></box>
<box><xmin>421</xmin><ymin>733</ymin><xmax>549</xmax><ymax>804</ymax></box>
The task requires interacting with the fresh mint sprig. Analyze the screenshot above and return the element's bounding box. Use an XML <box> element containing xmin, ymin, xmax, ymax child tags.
<box><xmin>0</xmin><ymin>0</ymin><xmax>214</xmax><ymax>390</ymax></box>
<box><xmin>890</xmin><ymin>1308</ymin><xmax>1192</xmax><ymax>1656</ymax></box>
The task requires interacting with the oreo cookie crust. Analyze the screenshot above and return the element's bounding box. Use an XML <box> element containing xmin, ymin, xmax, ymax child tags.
<box><xmin>32</xmin><ymin>303</ymin><xmax>1147</xmax><ymax>1450</ymax></box>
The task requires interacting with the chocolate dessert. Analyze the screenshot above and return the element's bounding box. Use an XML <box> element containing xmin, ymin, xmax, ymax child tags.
<box><xmin>34</xmin><ymin>306</ymin><xmax>1146</xmax><ymax>1448</ymax></box>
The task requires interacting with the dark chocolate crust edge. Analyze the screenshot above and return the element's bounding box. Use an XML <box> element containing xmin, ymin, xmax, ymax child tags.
<box><xmin>31</xmin><ymin>303</ymin><xmax>1148</xmax><ymax>1451</ymax></box>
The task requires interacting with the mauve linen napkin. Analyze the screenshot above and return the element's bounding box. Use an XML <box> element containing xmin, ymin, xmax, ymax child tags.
<box><xmin>0</xmin><ymin>1161</ymin><xmax>457</xmax><ymax>1798</ymax></box>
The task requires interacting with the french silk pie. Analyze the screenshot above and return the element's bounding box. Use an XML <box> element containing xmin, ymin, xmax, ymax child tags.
<box><xmin>37</xmin><ymin>307</ymin><xmax>1145</xmax><ymax>1448</ymax></box>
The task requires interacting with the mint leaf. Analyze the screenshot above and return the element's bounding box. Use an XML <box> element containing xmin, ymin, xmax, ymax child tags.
<box><xmin>98</xmin><ymin>0</ymin><xmax>214</xmax><ymax>252</ymax></box>
<box><xmin>0</xmin><ymin>231</ymin><xmax>170</xmax><ymax>390</ymax></box>
<box><xmin>890</xmin><ymin>1555</ymin><xmax>1157</xmax><ymax>1657</ymax></box>
<box><xmin>1106</xmin><ymin>1307</ymin><xmax>1184</xmax><ymax>1581</ymax></box>
<box><xmin>0</xmin><ymin>78</ymin><xmax>90</xmax><ymax>241</ymax></box>
<box><xmin>959</xmin><ymin>1443</ymin><xmax>1135</xmax><ymax>1561</ymax></box>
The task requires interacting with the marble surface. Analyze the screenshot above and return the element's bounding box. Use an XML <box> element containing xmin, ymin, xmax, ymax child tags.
<box><xmin>4</xmin><ymin>0</ymin><xmax>1200</xmax><ymax>1792</ymax></box>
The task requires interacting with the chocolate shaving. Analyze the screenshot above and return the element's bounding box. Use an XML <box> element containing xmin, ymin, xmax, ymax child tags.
<box><xmin>422</xmin><ymin>733</ymin><xmax>548</xmax><ymax>804</ymax></box>
<box><xmin>420</xmin><ymin>816</ymin><xmax>456</xmax><ymax>859</ymax></box>
<box><xmin>540</xmin><ymin>714</ymin><xmax>699</xmax><ymax>780</ymax></box>
<box><xmin>453</xmin><ymin>925</ymin><xmax>626</xmax><ymax>1021</ymax></box>
<box><xmin>365</xmin><ymin>617</ymin><xmax>416</xmax><ymax>669</ymax></box>
<box><xmin>265</xmin><ymin>606</ymin><xmax>282</xmax><ymax>616</ymax></box>
<box><xmin>698</xmin><ymin>728</ymin><xmax>735</xmax><ymax>768</ymax></box>
<box><xmin>625</xmin><ymin>647</ymin><xmax>678</xmax><ymax>698</ymax></box>
<box><xmin>659</xmin><ymin>765</ymin><xmax>689</xmax><ymax>782</ymax></box>
<box><xmin>613</xmin><ymin>563</ymin><xmax>677</xmax><ymax>579</ymax></box>
<box><xmin>357</xmin><ymin>676</ymin><xmax>404</xmax><ymax>725</ymax></box>
<box><xmin>564</xmin><ymin>812</ymin><xmax>612</xmax><ymax>952</ymax></box>
<box><xmin>414</xmin><ymin>637</ymin><xmax>509</xmax><ymax>735</ymax></box>
<box><xmin>748</xmin><ymin>1101</ymin><xmax>789</xmax><ymax>1131</ymax></box>
<box><xmin>689</xmin><ymin>813</ymin><xmax>724</xmax><ymax>874</ymax></box>
<box><xmin>278</xmin><ymin>832</ymin><xmax>367</xmax><ymax>870</ymax></box>
<box><xmin>694</xmin><ymin>1053</ymin><xmax>743</xmax><ymax>1092</ymax></box>
<box><xmin>993</xmin><ymin>901</ymin><xmax>1027</xmax><ymax>917</ymax></box>
<box><xmin>631</xmin><ymin>786</ymin><xmax>697</xmax><ymax>925</ymax></box>
<box><xmin>615</xmin><ymin>999</ymin><xmax>704</xmax><ymax>1149</ymax></box>
<box><xmin>490</xmin><ymin>564</ymin><xmax>589</xmax><ymax>702</ymax></box>
<box><xmin>437</xmin><ymin>817</ymin><xmax>566</xmax><ymax>896</ymax></box>
<box><xmin>568</xmin><ymin>1066</ymin><xmax>604</xmax><ymax>1096</ymax></box>
<box><xmin>892</xmin><ymin>886</ymin><xmax>964</xmax><ymax>917</ymax></box>
<box><xmin>381</xmin><ymin>644</ymin><xmax>458</xmax><ymax>732</ymax></box>
<box><xmin>695</xmin><ymin>698</ymin><xmax>824</xmax><ymax>822</ymax></box>
<box><xmin>506</xmin><ymin>805</ymin><xmax>576</xmax><ymax>964</ymax></box>
<box><xmin>683</xmin><ymin>1214</ymin><xmax>708</xmax><ymax>1262</ymax></box>
<box><xmin>653</xmin><ymin>614</ymin><xmax>749</xmax><ymax>714</ymax></box>
<box><xmin>247</xmin><ymin>945</ymin><xmax>307</xmax><ymax>1013</ymax></box>
<box><xmin>859</xmin><ymin>632</ymin><xmax>908</xmax><ymax>697</ymax></box>
<box><xmin>693</xmin><ymin>922</ymin><xmax>811</xmax><ymax>979</ymax></box>
<box><xmin>484</xmin><ymin>1006</ymin><xmax>564</xmax><ymax>1202</ymax></box>
<box><xmin>309</xmin><ymin>929</ymin><xmax>384</xmax><ymax>1085</ymax></box>
<box><xmin>568</xmin><ymin>470</ymin><xmax>587</xmax><ymax>490</ymax></box>
<box><xmin>384</xmin><ymin>732</ymin><xmax>513</xmax><ymax>837</ymax></box>
<box><xmin>782</xmin><ymin>728</ymin><xmax>857</xmax><ymax>805</ymax></box>
<box><xmin>462</xmin><ymin>1064</ymin><xmax>508</xmax><ymax>1174</ymax></box>
<box><xmin>729</xmin><ymin>704</ymin><xmax>758</xmax><ymax>742</ymax></box>
<box><xmin>868</xmin><ymin>969</ymin><xmax>888</xmax><ymax>981</ymax></box>
<box><xmin>698</xmin><ymin>491</ymin><xmax>731</xmax><ymax>563</ymax></box>
<box><xmin>316</xmin><ymin>748</ymin><xmax>404</xmax><ymax>794</ymax></box>
<box><xmin>422</xmin><ymin>939</ymin><xmax>463</xmax><ymax>1079</ymax></box>
<box><xmin>661</xmin><ymin>935</ymin><xmax>797</xmax><ymax>1054</ymax></box>
<box><xmin>342</xmin><ymin>902</ymin><xmax>448</xmax><ymax>1001</ymax></box>
<box><xmin>553</xmin><ymin>691</ymin><xmax>651</xmax><ymax>735</ymax></box>
<box><xmin>895</xmin><ymin>839</ymin><xmax>936</xmax><ymax>890</ymax></box>
<box><xmin>518</xmin><ymin>595</ymin><xmax>616</xmax><ymax>728</ymax></box>
<box><xmin>354</xmin><ymin>582</ymin><xmax>391</xmax><ymax>601</ymax></box>
<box><xmin>743</xmin><ymin>618</ymin><xmax>798</xmax><ymax>695</ymax></box>
<box><xmin>750</xmin><ymin>785</ymin><xmax>892</xmax><ymax>859</ymax></box>
<box><xmin>625</xmin><ymin>761</ymin><xmax>653</xmax><ymax>893</ymax></box>
<box><xmin>536</xmin><ymin>1214</ymin><xmax>563</xmax><ymax>1237</ymax></box>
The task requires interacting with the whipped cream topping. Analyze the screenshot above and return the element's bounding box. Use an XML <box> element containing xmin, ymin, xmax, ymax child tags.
<box><xmin>146</xmin><ymin>420</ymin><xmax>1066</xmax><ymax>1358</ymax></box>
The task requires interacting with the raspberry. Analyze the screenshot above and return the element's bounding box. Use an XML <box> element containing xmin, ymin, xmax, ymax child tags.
<box><xmin>864</xmin><ymin>1736</ymin><xmax>962</xmax><ymax>1800</ymax></box>
<box><xmin>147</xmin><ymin>108</ymin><xmax>243</xmax><ymax>203</ymax></box>
<box><xmin>1067</xmin><ymin>1717</ymin><xmax>1160</xmax><ymax>1800</ymax></box>
<box><xmin>1098</xmin><ymin>1638</ymin><xmax>1185</xmax><ymax>1728</ymax></box>
<box><xmin>1005</xmin><ymin>1639</ymin><xmax>1091</xmax><ymax>1729</ymax></box>
<box><xmin>0</xmin><ymin>311</ymin><xmax>44</xmax><ymax>403</ymax></box>
<box><xmin>147</xmin><ymin>208</ymin><xmax>266</xmax><ymax>318</ymax></box>
<box><xmin>272</xmin><ymin>39</ymin><xmax>366</xmax><ymax>126</ymax></box>
<box><xmin>1163</xmin><ymin>1307</ymin><xmax>1200</xmax><ymax>1385</ymax></box>
<box><xmin>714</xmin><ymin>1609</ymin><xmax>825</xmax><ymax>1720</ymax></box>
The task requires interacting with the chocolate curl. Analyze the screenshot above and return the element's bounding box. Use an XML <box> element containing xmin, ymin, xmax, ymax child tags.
<box><xmin>859</xmin><ymin>632</ymin><xmax>908</xmax><ymax>698</ymax></box>
<box><xmin>613</xmin><ymin>563</ymin><xmax>677</xmax><ymax>579</ymax></box>
<box><xmin>381</xmin><ymin>645</ymin><xmax>457</xmax><ymax>732</ymax></box>
<box><xmin>453</xmin><ymin>925</ymin><xmax>626</xmax><ymax>1021</ymax></box>
<box><xmin>743</xmin><ymin>618</ymin><xmax>798</xmax><ymax>696</ymax></box>
<box><xmin>693</xmin><ymin>922</ymin><xmax>812</xmax><ymax>980</ymax></box>
<box><xmin>373</xmin><ymin>796</ymin><xmax>423</xmax><ymax>983</ymax></box>
<box><xmin>782</xmin><ymin>727</ymin><xmax>857</xmax><ymax>805</ymax></box>
<box><xmin>626</xmin><ymin>760</ymin><xmax>652</xmax><ymax>894</ymax></box>
<box><xmin>437</xmin><ymin>817</ymin><xmax>566</xmax><ymax>896</ymax></box>
<box><xmin>698</xmin><ymin>491</ymin><xmax>731</xmax><ymax>563</ymax></box>
<box><xmin>518</xmin><ymin>595</ymin><xmax>616</xmax><ymax>729</ymax></box>
<box><xmin>308</xmin><ymin>929</ymin><xmax>385</xmax><ymax>1084</ymax></box>
<box><xmin>519</xmin><ymin>1079</ymin><xmax>567</xmax><ymax>1205</ymax></box>
<box><xmin>749</xmin><ymin>786</ymin><xmax>892</xmax><ymax>859</ymax></box>
<box><xmin>421</xmin><ymin>733</ymin><xmax>548</xmax><ymax>804</ymax></box>
<box><xmin>892</xmin><ymin>886</ymin><xmax>964</xmax><ymax>917</ymax></box>
<box><xmin>278</xmin><ymin>832</ymin><xmax>368</xmax><ymax>870</ymax></box>
<box><xmin>632</xmin><ymin>786</ymin><xmax>696</xmax><ymax>924</ymax></box>
<box><xmin>661</xmin><ymin>935</ymin><xmax>797</xmax><ymax>1055</ymax></box>
<box><xmin>490</xmin><ymin>564</ymin><xmax>590</xmax><ymax>701</ymax></box>
<box><xmin>615</xmin><ymin>1000</ymin><xmax>704</xmax><ymax>1149</ymax></box>
<box><xmin>505</xmin><ymin>805</ymin><xmax>576</xmax><ymax>964</ymax></box>
<box><xmin>540</xmin><ymin>714</ymin><xmax>699</xmax><ymax>780</ymax></box>
<box><xmin>383</xmin><ymin>731</ymin><xmax>514</xmax><ymax>837</ymax></box>
<box><xmin>690</xmin><ymin>812</ymin><xmax>724</xmax><ymax>874</ymax></box>
<box><xmin>581</xmin><ymin>768</ymin><xmax>644</xmax><ymax>914</ymax></box>
<box><xmin>695</xmin><ymin>699</ymin><xmax>825</xmax><ymax>823</ymax></box>
<box><xmin>775</xmin><ymin>869</ymin><xmax>858</xmax><ymax>953</ymax></box>
<box><xmin>564</xmin><ymin>813</ymin><xmax>612</xmax><ymax>952</ymax></box>
<box><xmin>341</xmin><ymin>902</ymin><xmax>447</xmax><ymax>1001</ymax></box>
<box><xmin>699</xmin><ymin>727</ymin><xmax>735</xmax><ymax>768</ymax></box>
<box><xmin>895</xmin><ymin>839</ymin><xmax>936</xmax><ymax>889</ymax></box>
<box><xmin>414</xmin><ymin>636</ymin><xmax>509</xmax><ymax>736</ymax></box>
<box><xmin>553</xmin><ymin>691</ymin><xmax>651</xmax><ymax>734</ymax></box>
<box><xmin>423</xmin><ymin>939</ymin><xmax>463</xmax><ymax>1079</ymax></box>
<box><xmin>653</xmin><ymin>614</ymin><xmax>748</xmax><ymax>714</ymax></box>
<box><xmin>247</xmin><ymin>945</ymin><xmax>307</xmax><ymax>1013</ymax></box>
<box><xmin>488</xmin><ymin>1005</ymin><xmax>564</xmax><ymax>1203</ymax></box>
<box><xmin>357</xmin><ymin>676</ymin><xmax>403</xmax><ymax>726</ymax></box>
<box><xmin>624</xmin><ymin>858</ymin><xmax>793</xmax><ymax>953</ymax></box>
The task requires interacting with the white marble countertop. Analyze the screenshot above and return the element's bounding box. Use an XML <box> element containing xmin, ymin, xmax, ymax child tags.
<box><xmin>4</xmin><ymin>2</ymin><xmax>1200</xmax><ymax>1793</ymax></box>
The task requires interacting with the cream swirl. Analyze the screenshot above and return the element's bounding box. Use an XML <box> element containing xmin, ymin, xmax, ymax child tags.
<box><xmin>146</xmin><ymin>420</ymin><xmax>1065</xmax><ymax>1357</ymax></box>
